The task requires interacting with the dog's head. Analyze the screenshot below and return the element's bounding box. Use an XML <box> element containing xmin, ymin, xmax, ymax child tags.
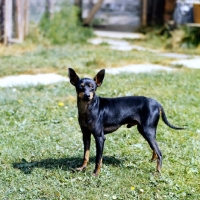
<box><xmin>68</xmin><ymin>68</ymin><xmax>105</xmax><ymax>101</ymax></box>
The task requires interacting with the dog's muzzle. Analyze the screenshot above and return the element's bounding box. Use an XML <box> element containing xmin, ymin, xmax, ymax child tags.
<box><xmin>78</xmin><ymin>92</ymin><xmax>93</xmax><ymax>101</ymax></box>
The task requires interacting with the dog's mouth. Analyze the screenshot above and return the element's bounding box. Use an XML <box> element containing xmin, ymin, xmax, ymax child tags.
<box><xmin>81</xmin><ymin>96</ymin><xmax>92</xmax><ymax>101</ymax></box>
<box><xmin>78</xmin><ymin>92</ymin><xmax>93</xmax><ymax>101</ymax></box>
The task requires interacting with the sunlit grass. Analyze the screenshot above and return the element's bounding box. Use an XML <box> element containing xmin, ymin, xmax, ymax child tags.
<box><xmin>1</xmin><ymin>0</ymin><xmax>199</xmax><ymax>198</ymax></box>
<box><xmin>131</xmin><ymin>31</ymin><xmax>200</xmax><ymax>55</ymax></box>
<box><xmin>0</xmin><ymin>65</ymin><xmax>200</xmax><ymax>199</ymax></box>
<box><xmin>0</xmin><ymin>42</ymin><xmax>178</xmax><ymax>78</ymax></box>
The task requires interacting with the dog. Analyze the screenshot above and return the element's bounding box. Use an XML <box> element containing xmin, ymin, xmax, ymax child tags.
<box><xmin>68</xmin><ymin>68</ymin><xmax>184</xmax><ymax>175</ymax></box>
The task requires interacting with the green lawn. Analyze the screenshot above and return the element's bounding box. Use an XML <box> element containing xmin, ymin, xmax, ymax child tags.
<box><xmin>0</xmin><ymin>42</ymin><xmax>178</xmax><ymax>77</ymax></box>
<box><xmin>0</xmin><ymin>42</ymin><xmax>200</xmax><ymax>199</ymax></box>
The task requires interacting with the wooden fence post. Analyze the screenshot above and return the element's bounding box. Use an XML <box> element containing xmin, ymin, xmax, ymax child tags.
<box><xmin>16</xmin><ymin>0</ymin><xmax>25</xmax><ymax>42</ymax></box>
<box><xmin>24</xmin><ymin>0</ymin><xmax>29</xmax><ymax>36</ymax></box>
<box><xmin>142</xmin><ymin>0</ymin><xmax>147</xmax><ymax>26</ymax></box>
<box><xmin>4</xmin><ymin>0</ymin><xmax>12</xmax><ymax>45</ymax></box>
<box><xmin>0</xmin><ymin>0</ymin><xmax>5</xmax><ymax>43</ymax></box>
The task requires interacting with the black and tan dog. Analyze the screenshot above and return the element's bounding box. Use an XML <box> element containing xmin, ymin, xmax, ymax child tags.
<box><xmin>68</xmin><ymin>68</ymin><xmax>184</xmax><ymax>175</ymax></box>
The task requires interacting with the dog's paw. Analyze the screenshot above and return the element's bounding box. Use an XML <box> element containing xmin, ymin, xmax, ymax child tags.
<box><xmin>92</xmin><ymin>172</ymin><xmax>99</xmax><ymax>177</ymax></box>
<box><xmin>152</xmin><ymin>171</ymin><xmax>161</xmax><ymax>176</ymax></box>
<box><xmin>150</xmin><ymin>158</ymin><xmax>157</xmax><ymax>162</ymax></box>
<box><xmin>76</xmin><ymin>166</ymin><xmax>86</xmax><ymax>171</ymax></box>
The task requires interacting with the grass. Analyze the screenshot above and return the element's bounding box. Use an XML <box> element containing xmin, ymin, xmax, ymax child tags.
<box><xmin>131</xmin><ymin>27</ymin><xmax>200</xmax><ymax>55</ymax></box>
<box><xmin>0</xmin><ymin>16</ymin><xmax>200</xmax><ymax>198</ymax></box>
<box><xmin>0</xmin><ymin>42</ymin><xmax>178</xmax><ymax>78</ymax></box>
<box><xmin>0</xmin><ymin>52</ymin><xmax>200</xmax><ymax>199</ymax></box>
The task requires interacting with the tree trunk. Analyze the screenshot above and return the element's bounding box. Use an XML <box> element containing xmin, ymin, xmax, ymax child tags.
<box><xmin>83</xmin><ymin>0</ymin><xmax>104</xmax><ymax>25</ymax></box>
<box><xmin>142</xmin><ymin>0</ymin><xmax>147</xmax><ymax>26</ymax></box>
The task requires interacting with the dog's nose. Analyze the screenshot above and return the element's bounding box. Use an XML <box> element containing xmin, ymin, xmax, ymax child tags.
<box><xmin>85</xmin><ymin>93</ymin><xmax>90</xmax><ymax>98</ymax></box>
<box><xmin>85</xmin><ymin>94</ymin><xmax>90</xmax><ymax>98</ymax></box>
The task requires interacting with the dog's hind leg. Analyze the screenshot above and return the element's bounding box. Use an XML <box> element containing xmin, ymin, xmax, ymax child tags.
<box><xmin>151</xmin><ymin>150</ymin><xmax>158</xmax><ymax>162</ymax></box>
<box><xmin>137</xmin><ymin>125</ymin><xmax>162</xmax><ymax>172</ymax></box>
<box><xmin>93</xmin><ymin>134</ymin><xmax>106</xmax><ymax>176</ymax></box>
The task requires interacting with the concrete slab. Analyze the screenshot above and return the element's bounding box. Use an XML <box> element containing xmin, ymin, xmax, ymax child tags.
<box><xmin>89</xmin><ymin>38</ymin><xmax>130</xmax><ymax>46</ymax></box>
<box><xmin>88</xmin><ymin>38</ymin><xmax>155</xmax><ymax>52</ymax></box>
<box><xmin>90</xmin><ymin>31</ymin><xmax>198</xmax><ymax>60</ymax></box>
<box><xmin>0</xmin><ymin>73</ymin><xmax>69</xmax><ymax>87</ymax></box>
<box><xmin>171</xmin><ymin>58</ymin><xmax>200</xmax><ymax>69</ymax></box>
<box><xmin>94</xmin><ymin>30</ymin><xmax>145</xmax><ymax>40</ymax></box>
<box><xmin>159</xmin><ymin>52</ymin><xmax>192</xmax><ymax>59</ymax></box>
<box><xmin>89</xmin><ymin>38</ymin><xmax>134</xmax><ymax>51</ymax></box>
<box><xmin>105</xmin><ymin>64</ymin><xmax>174</xmax><ymax>75</ymax></box>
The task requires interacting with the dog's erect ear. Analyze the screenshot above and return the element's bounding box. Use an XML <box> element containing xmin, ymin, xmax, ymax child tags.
<box><xmin>68</xmin><ymin>68</ymin><xmax>80</xmax><ymax>86</ymax></box>
<box><xmin>94</xmin><ymin>69</ymin><xmax>105</xmax><ymax>87</ymax></box>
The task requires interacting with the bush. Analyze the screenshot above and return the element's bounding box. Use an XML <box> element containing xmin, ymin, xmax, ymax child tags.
<box><xmin>38</xmin><ymin>2</ymin><xmax>93</xmax><ymax>44</ymax></box>
<box><xmin>181</xmin><ymin>26</ymin><xmax>200</xmax><ymax>48</ymax></box>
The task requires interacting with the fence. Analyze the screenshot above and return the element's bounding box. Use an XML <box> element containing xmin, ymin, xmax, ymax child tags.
<box><xmin>0</xmin><ymin>0</ymin><xmax>29</xmax><ymax>45</ymax></box>
<box><xmin>0</xmin><ymin>0</ymin><xmax>59</xmax><ymax>45</ymax></box>
<box><xmin>0</xmin><ymin>0</ymin><xmax>4</xmax><ymax>43</ymax></box>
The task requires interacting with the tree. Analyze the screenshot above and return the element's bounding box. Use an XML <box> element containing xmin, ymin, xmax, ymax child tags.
<box><xmin>83</xmin><ymin>0</ymin><xmax>104</xmax><ymax>25</ymax></box>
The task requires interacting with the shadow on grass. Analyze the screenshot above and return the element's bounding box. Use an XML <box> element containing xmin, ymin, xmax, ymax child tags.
<box><xmin>13</xmin><ymin>156</ymin><xmax>122</xmax><ymax>174</ymax></box>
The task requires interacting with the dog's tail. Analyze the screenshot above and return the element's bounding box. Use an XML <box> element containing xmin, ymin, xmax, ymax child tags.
<box><xmin>160</xmin><ymin>106</ymin><xmax>185</xmax><ymax>130</ymax></box>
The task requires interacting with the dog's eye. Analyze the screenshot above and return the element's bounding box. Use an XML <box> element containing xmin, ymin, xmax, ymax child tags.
<box><xmin>80</xmin><ymin>83</ymin><xmax>84</xmax><ymax>89</ymax></box>
<box><xmin>89</xmin><ymin>84</ymin><xmax>93</xmax><ymax>88</ymax></box>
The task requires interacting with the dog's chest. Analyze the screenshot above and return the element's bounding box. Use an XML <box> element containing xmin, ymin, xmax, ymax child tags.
<box><xmin>78</xmin><ymin>101</ymin><xmax>93</xmax><ymax>128</ymax></box>
<box><xmin>78</xmin><ymin>101</ymin><xmax>88</xmax><ymax>114</ymax></box>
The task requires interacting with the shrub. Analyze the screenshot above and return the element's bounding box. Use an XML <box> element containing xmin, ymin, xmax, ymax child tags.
<box><xmin>38</xmin><ymin>1</ymin><xmax>93</xmax><ymax>44</ymax></box>
<box><xmin>181</xmin><ymin>26</ymin><xmax>200</xmax><ymax>48</ymax></box>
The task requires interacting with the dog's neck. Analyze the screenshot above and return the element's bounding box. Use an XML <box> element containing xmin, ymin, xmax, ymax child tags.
<box><xmin>77</xmin><ymin>94</ymin><xmax>98</xmax><ymax>115</ymax></box>
<box><xmin>77</xmin><ymin>99</ymin><xmax>91</xmax><ymax>114</ymax></box>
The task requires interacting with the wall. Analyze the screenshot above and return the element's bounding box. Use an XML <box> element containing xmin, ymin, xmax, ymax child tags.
<box><xmin>82</xmin><ymin>0</ymin><xmax>142</xmax><ymax>32</ymax></box>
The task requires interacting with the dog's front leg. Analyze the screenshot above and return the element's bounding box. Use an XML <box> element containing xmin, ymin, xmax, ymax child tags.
<box><xmin>76</xmin><ymin>128</ymin><xmax>91</xmax><ymax>171</ymax></box>
<box><xmin>93</xmin><ymin>133</ymin><xmax>106</xmax><ymax>176</ymax></box>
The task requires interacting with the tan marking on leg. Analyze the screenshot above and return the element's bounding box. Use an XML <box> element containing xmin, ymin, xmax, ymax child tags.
<box><xmin>151</xmin><ymin>150</ymin><xmax>158</xmax><ymax>162</ymax></box>
<box><xmin>93</xmin><ymin>158</ymin><xmax>102</xmax><ymax>176</ymax></box>
<box><xmin>156</xmin><ymin>159</ymin><xmax>161</xmax><ymax>173</ymax></box>
<box><xmin>83</xmin><ymin>149</ymin><xmax>90</xmax><ymax>166</ymax></box>
<box><xmin>76</xmin><ymin>150</ymin><xmax>90</xmax><ymax>171</ymax></box>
